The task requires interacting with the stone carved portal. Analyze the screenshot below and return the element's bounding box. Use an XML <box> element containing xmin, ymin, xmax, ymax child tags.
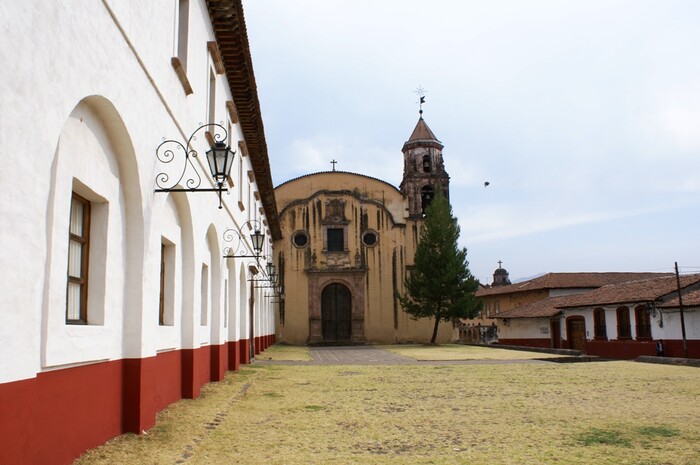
<box><xmin>308</xmin><ymin>272</ymin><xmax>365</xmax><ymax>344</ymax></box>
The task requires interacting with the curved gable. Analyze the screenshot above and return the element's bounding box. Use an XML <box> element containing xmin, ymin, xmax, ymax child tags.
<box><xmin>275</xmin><ymin>171</ymin><xmax>406</xmax><ymax>226</ymax></box>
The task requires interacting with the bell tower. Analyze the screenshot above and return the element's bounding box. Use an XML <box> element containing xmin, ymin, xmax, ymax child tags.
<box><xmin>399</xmin><ymin>114</ymin><xmax>450</xmax><ymax>218</ymax></box>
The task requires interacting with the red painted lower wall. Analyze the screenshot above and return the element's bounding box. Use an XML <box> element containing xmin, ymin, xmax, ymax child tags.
<box><xmin>210</xmin><ymin>344</ymin><xmax>227</xmax><ymax>382</ymax></box>
<box><xmin>499</xmin><ymin>338</ymin><xmax>552</xmax><ymax>349</ymax></box>
<box><xmin>240</xmin><ymin>338</ymin><xmax>251</xmax><ymax>365</ymax></box>
<box><xmin>587</xmin><ymin>339</ymin><xmax>700</xmax><ymax>359</ymax></box>
<box><xmin>0</xmin><ymin>360</ymin><xmax>124</xmax><ymax>465</ymax></box>
<box><xmin>227</xmin><ymin>340</ymin><xmax>241</xmax><ymax>371</ymax></box>
<box><xmin>0</xmin><ymin>339</ymin><xmax>262</xmax><ymax>465</ymax></box>
<box><xmin>500</xmin><ymin>337</ymin><xmax>700</xmax><ymax>360</ymax></box>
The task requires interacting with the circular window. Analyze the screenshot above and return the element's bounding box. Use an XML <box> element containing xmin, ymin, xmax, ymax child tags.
<box><xmin>362</xmin><ymin>230</ymin><xmax>378</xmax><ymax>247</ymax></box>
<box><xmin>292</xmin><ymin>230</ymin><xmax>309</xmax><ymax>248</ymax></box>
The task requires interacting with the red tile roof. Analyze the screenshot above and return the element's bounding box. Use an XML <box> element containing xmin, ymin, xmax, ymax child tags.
<box><xmin>557</xmin><ymin>274</ymin><xmax>700</xmax><ymax>309</ymax></box>
<box><xmin>476</xmin><ymin>272</ymin><xmax>670</xmax><ymax>297</ymax></box>
<box><xmin>495</xmin><ymin>295</ymin><xmax>571</xmax><ymax>319</ymax></box>
<box><xmin>496</xmin><ymin>274</ymin><xmax>700</xmax><ymax>319</ymax></box>
<box><xmin>658</xmin><ymin>288</ymin><xmax>700</xmax><ymax>308</ymax></box>
<box><xmin>407</xmin><ymin>117</ymin><xmax>439</xmax><ymax>142</ymax></box>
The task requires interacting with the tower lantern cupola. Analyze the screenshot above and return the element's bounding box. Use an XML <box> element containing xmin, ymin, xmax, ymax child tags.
<box><xmin>492</xmin><ymin>261</ymin><xmax>511</xmax><ymax>286</ymax></box>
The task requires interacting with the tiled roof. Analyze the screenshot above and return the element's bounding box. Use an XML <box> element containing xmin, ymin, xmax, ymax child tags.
<box><xmin>476</xmin><ymin>272</ymin><xmax>671</xmax><ymax>297</ymax></box>
<box><xmin>495</xmin><ymin>296</ymin><xmax>570</xmax><ymax>319</ymax></box>
<box><xmin>495</xmin><ymin>274</ymin><xmax>700</xmax><ymax>319</ymax></box>
<box><xmin>656</xmin><ymin>288</ymin><xmax>700</xmax><ymax>308</ymax></box>
<box><xmin>408</xmin><ymin>117</ymin><xmax>439</xmax><ymax>142</ymax></box>
<box><xmin>557</xmin><ymin>274</ymin><xmax>700</xmax><ymax>309</ymax></box>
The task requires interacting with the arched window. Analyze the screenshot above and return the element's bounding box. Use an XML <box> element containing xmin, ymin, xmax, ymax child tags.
<box><xmin>420</xmin><ymin>185</ymin><xmax>435</xmax><ymax>214</ymax></box>
<box><xmin>616</xmin><ymin>306</ymin><xmax>631</xmax><ymax>339</ymax></box>
<box><xmin>635</xmin><ymin>305</ymin><xmax>651</xmax><ymax>339</ymax></box>
<box><xmin>422</xmin><ymin>155</ymin><xmax>432</xmax><ymax>173</ymax></box>
<box><xmin>593</xmin><ymin>308</ymin><xmax>607</xmax><ymax>339</ymax></box>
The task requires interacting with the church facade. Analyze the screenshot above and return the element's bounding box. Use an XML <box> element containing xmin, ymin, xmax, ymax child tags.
<box><xmin>273</xmin><ymin>117</ymin><xmax>456</xmax><ymax>344</ymax></box>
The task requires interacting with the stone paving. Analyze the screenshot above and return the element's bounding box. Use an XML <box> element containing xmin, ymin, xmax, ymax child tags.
<box><xmin>253</xmin><ymin>345</ymin><xmax>552</xmax><ymax>366</ymax></box>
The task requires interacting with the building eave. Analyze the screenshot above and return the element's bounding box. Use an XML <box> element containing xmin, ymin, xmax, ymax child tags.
<box><xmin>205</xmin><ymin>0</ymin><xmax>281</xmax><ymax>240</ymax></box>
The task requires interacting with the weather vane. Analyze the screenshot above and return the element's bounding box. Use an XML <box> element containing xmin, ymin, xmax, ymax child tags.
<box><xmin>414</xmin><ymin>85</ymin><xmax>427</xmax><ymax>117</ymax></box>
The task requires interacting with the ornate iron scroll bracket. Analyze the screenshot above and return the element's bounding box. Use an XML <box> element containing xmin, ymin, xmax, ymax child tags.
<box><xmin>154</xmin><ymin>123</ymin><xmax>236</xmax><ymax>209</ymax></box>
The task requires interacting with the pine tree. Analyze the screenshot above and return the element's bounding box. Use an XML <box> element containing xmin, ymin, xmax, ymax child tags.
<box><xmin>399</xmin><ymin>189</ymin><xmax>482</xmax><ymax>343</ymax></box>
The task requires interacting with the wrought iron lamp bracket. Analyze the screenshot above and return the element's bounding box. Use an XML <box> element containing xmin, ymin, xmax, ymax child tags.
<box><xmin>222</xmin><ymin>220</ymin><xmax>265</xmax><ymax>259</ymax></box>
<box><xmin>154</xmin><ymin>123</ymin><xmax>235</xmax><ymax>209</ymax></box>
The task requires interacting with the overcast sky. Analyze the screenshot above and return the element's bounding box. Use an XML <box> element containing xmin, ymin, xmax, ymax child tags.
<box><xmin>243</xmin><ymin>0</ymin><xmax>700</xmax><ymax>284</ymax></box>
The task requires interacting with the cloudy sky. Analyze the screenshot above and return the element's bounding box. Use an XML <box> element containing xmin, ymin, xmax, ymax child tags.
<box><xmin>242</xmin><ymin>0</ymin><xmax>700</xmax><ymax>284</ymax></box>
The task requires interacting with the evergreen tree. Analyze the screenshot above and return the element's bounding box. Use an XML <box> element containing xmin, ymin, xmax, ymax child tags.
<box><xmin>399</xmin><ymin>189</ymin><xmax>482</xmax><ymax>343</ymax></box>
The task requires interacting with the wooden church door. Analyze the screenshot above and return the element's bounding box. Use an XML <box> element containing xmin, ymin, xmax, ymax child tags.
<box><xmin>321</xmin><ymin>283</ymin><xmax>352</xmax><ymax>342</ymax></box>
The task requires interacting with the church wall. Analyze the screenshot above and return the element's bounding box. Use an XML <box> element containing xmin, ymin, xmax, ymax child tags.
<box><xmin>0</xmin><ymin>2</ymin><xmax>277</xmax><ymax>463</ymax></box>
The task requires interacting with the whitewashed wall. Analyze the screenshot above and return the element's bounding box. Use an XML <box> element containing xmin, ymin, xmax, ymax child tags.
<box><xmin>653</xmin><ymin>309</ymin><xmax>699</xmax><ymax>340</ymax></box>
<box><xmin>499</xmin><ymin>318</ymin><xmax>550</xmax><ymax>340</ymax></box>
<box><xmin>0</xmin><ymin>0</ymin><xmax>275</xmax><ymax>384</ymax></box>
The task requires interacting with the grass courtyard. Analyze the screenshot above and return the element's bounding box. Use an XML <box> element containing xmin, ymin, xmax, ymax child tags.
<box><xmin>76</xmin><ymin>345</ymin><xmax>700</xmax><ymax>465</ymax></box>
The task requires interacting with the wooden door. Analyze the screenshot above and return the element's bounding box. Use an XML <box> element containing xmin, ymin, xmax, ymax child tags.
<box><xmin>550</xmin><ymin>320</ymin><xmax>561</xmax><ymax>348</ymax></box>
<box><xmin>321</xmin><ymin>284</ymin><xmax>352</xmax><ymax>342</ymax></box>
<box><xmin>567</xmin><ymin>317</ymin><xmax>586</xmax><ymax>352</ymax></box>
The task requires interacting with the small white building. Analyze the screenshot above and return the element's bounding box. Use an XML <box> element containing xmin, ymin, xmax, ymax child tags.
<box><xmin>496</xmin><ymin>274</ymin><xmax>700</xmax><ymax>359</ymax></box>
<box><xmin>0</xmin><ymin>1</ymin><xmax>279</xmax><ymax>464</ymax></box>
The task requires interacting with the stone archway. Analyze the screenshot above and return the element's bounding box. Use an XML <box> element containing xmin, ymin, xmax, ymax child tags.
<box><xmin>321</xmin><ymin>283</ymin><xmax>352</xmax><ymax>342</ymax></box>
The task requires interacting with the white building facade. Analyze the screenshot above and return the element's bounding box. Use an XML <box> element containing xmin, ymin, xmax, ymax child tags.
<box><xmin>0</xmin><ymin>1</ymin><xmax>279</xmax><ymax>464</ymax></box>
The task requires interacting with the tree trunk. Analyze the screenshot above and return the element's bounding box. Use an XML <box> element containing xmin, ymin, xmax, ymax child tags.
<box><xmin>430</xmin><ymin>315</ymin><xmax>441</xmax><ymax>344</ymax></box>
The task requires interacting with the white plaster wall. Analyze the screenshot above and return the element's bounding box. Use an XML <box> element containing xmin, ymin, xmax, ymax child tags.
<box><xmin>0</xmin><ymin>0</ymin><xmax>275</xmax><ymax>383</ymax></box>
<box><xmin>499</xmin><ymin>318</ymin><xmax>549</xmax><ymax>339</ymax></box>
<box><xmin>654</xmin><ymin>310</ymin><xmax>699</xmax><ymax>340</ymax></box>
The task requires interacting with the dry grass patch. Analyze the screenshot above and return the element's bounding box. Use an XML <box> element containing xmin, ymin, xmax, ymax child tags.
<box><xmin>255</xmin><ymin>344</ymin><xmax>312</xmax><ymax>361</ymax></box>
<box><xmin>379</xmin><ymin>343</ymin><xmax>565</xmax><ymax>360</ymax></box>
<box><xmin>76</xmin><ymin>362</ymin><xmax>700</xmax><ymax>465</ymax></box>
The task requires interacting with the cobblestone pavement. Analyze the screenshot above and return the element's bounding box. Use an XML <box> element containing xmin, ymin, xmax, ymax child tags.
<box><xmin>253</xmin><ymin>345</ymin><xmax>552</xmax><ymax>366</ymax></box>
